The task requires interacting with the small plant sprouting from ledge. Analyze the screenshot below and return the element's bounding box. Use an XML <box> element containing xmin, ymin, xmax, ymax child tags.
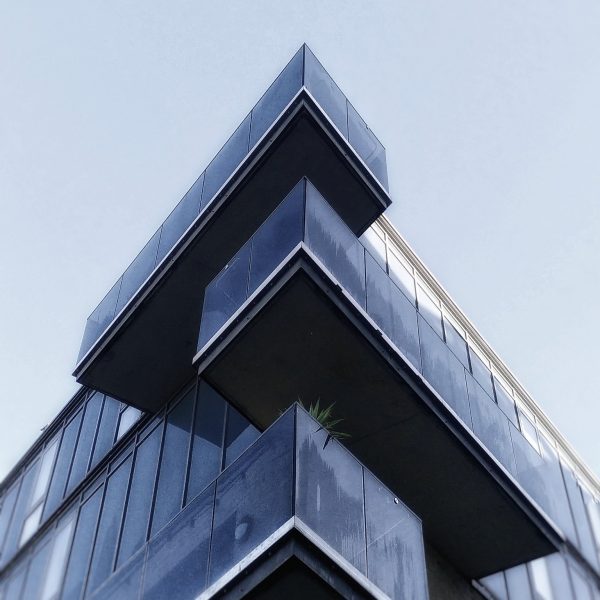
<box><xmin>300</xmin><ymin>398</ymin><xmax>350</xmax><ymax>448</ymax></box>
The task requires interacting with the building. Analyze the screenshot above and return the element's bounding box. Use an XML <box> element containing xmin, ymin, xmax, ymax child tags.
<box><xmin>1</xmin><ymin>45</ymin><xmax>599</xmax><ymax>600</ymax></box>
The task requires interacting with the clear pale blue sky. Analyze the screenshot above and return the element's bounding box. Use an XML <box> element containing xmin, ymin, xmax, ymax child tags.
<box><xmin>1</xmin><ymin>1</ymin><xmax>599</xmax><ymax>480</ymax></box>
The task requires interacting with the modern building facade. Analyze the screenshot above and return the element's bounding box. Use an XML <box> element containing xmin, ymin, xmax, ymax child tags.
<box><xmin>1</xmin><ymin>45</ymin><xmax>599</xmax><ymax>599</ymax></box>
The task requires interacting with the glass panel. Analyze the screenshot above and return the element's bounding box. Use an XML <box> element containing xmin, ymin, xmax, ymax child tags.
<box><xmin>247</xmin><ymin>182</ymin><xmax>304</xmax><ymax>295</ymax></box>
<box><xmin>115</xmin><ymin>229</ymin><xmax>161</xmax><ymax>314</ymax></box>
<box><xmin>295</xmin><ymin>407</ymin><xmax>367</xmax><ymax>573</ymax></box>
<box><xmin>3</xmin><ymin>565</ymin><xmax>26</xmax><ymax>600</ymax></box>
<box><xmin>202</xmin><ymin>114</ymin><xmax>251</xmax><ymax>206</ymax></box>
<box><xmin>360</xmin><ymin>227</ymin><xmax>386</xmax><ymax>269</ymax></box>
<box><xmin>480</xmin><ymin>572</ymin><xmax>507</xmax><ymax>600</ymax></box>
<box><xmin>21</xmin><ymin>540</ymin><xmax>52</xmax><ymax>600</ymax></box>
<box><xmin>469</xmin><ymin>349</ymin><xmax>494</xmax><ymax>398</ymax></box>
<box><xmin>304</xmin><ymin>47</ymin><xmax>349</xmax><ymax>138</ymax></box>
<box><xmin>86</xmin><ymin>455</ymin><xmax>133</xmax><ymax>595</ymax></box>
<box><xmin>198</xmin><ymin>242</ymin><xmax>251</xmax><ymax>349</ymax></box>
<box><xmin>365</xmin><ymin>253</ymin><xmax>421</xmax><ymax>370</ymax></box>
<box><xmin>116</xmin><ymin>406</ymin><xmax>142</xmax><ymax>441</ymax></box>
<box><xmin>43</xmin><ymin>410</ymin><xmax>84</xmax><ymax>520</ymax></box>
<box><xmin>347</xmin><ymin>101</ymin><xmax>388</xmax><ymax>189</ymax></box>
<box><xmin>223</xmin><ymin>405</ymin><xmax>260</xmax><ymax>468</ymax></box>
<box><xmin>151</xmin><ymin>390</ymin><xmax>194</xmax><ymax>535</ymax></box>
<box><xmin>249</xmin><ymin>48</ymin><xmax>303</xmax><ymax>147</ymax></box>
<box><xmin>117</xmin><ymin>425</ymin><xmax>162</xmax><ymax>567</ymax></box>
<box><xmin>209</xmin><ymin>410</ymin><xmax>293</xmax><ymax>585</ymax></box>
<box><xmin>505</xmin><ymin>564</ymin><xmax>533</xmax><ymax>600</ymax></box>
<box><xmin>19</xmin><ymin>503</ymin><xmax>43</xmax><ymax>547</ymax></box>
<box><xmin>0</xmin><ymin>481</ymin><xmax>20</xmax><ymax>553</ymax></box>
<box><xmin>143</xmin><ymin>483</ymin><xmax>215</xmax><ymax>600</ymax></box>
<box><xmin>419</xmin><ymin>316</ymin><xmax>471</xmax><ymax>427</ymax></box>
<box><xmin>31</xmin><ymin>438</ymin><xmax>59</xmax><ymax>508</ymax></box>
<box><xmin>443</xmin><ymin>317</ymin><xmax>470</xmax><ymax>369</ymax></box>
<box><xmin>388</xmin><ymin>250</ymin><xmax>416</xmax><ymax>305</ymax></box>
<box><xmin>493</xmin><ymin>377</ymin><xmax>518</xmax><ymax>427</ymax></box>
<box><xmin>416</xmin><ymin>284</ymin><xmax>443</xmax><ymax>338</ymax></box>
<box><xmin>363</xmin><ymin>470</ymin><xmax>427</xmax><ymax>600</ymax></box>
<box><xmin>41</xmin><ymin>516</ymin><xmax>75</xmax><ymax>600</ymax></box>
<box><xmin>187</xmin><ymin>381</ymin><xmax>226</xmax><ymax>503</ymax></box>
<box><xmin>61</xmin><ymin>488</ymin><xmax>103</xmax><ymax>600</ymax></box>
<box><xmin>518</xmin><ymin>409</ymin><xmax>539</xmax><ymax>451</ymax></box>
<box><xmin>544</xmin><ymin>553</ymin><xmax>574</xmax><ymax>600</ymax></box>
<box><xmin>305</xmin><ymin>183</ymin><xmax>366</xmax><ymax>308</ymax></box>
<box><xmin>156</xmin><ymin>172</ymin><xmax>204</xmax><ymax>263</ymax></box>
<box><xmin>66</xmin><ymin>393</ymin><xmax>103</xmax><ymax>494</ymax></box>
<box><xmin>585</xmin><ymin>495</ymin><xmax>600</xmax><ymax>554</ymax></box>
<box><xmin>90</xmin><ymin>548</ymin><xmax>145</xmax><ymax>600</ymax></box>
<box><xmin>78</xmin><ymin>278</ymin><xmax>122</xmax><ymax>361</ymax></box>
<box><xmin>570</xmin><ymin>565</ymin><xmax>593</xmax><ymax>600</ymax></box>
<box><xmin>3</xmin><ymin>462</ymin><xmax>39</xmax><ymax>562</ymax></box>
<box><xmin>89</xmin><ymin>396</ymin><xmax>120</xmax><ymax>470</ymax></box>
<box><xmin>466</xmin><ymin>374</ymin><xmax>516</xmax><ymax>474</ymax></box>
<box><xmin>529</xmin><ymin>557</ymin><xmax>554</xmax><ymax>600</ymax></box>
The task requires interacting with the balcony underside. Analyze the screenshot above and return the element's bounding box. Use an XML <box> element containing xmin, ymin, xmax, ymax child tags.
<box><xmin>195</xmin><ymin>259</ymin><xmax>558</xmax><ymax>580</ymax></box>
<box><xmin>74</xmin><ymin>96</ymin><xmax>390</xmax><ymax>410</ymax></box>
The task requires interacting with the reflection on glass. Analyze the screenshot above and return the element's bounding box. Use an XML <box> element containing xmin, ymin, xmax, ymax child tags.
<box><xmin>90</xmin><ymin>396</ymin><xmax>120</xmax><ymax>470</ymax></box>
<box><xmin>41</xmin><ymin>516</ymin><xmax>75</xmax><ymax>600</ymax></box>
<box><xmin>443</xmin><ymin>317</ymin><xmax>469</xmax><ymax>369</ymax></box>
<box><xmin>223</xmin><ymin>405</ymin><xmax>260</xmax><ymax>468</ymax></box>
<box><xmin>504</xmin><ymin>564</ymin><xmax>533</xmax><ymax>600</ymax></box>
<box><xmin>3</xmin><ymin>565</ymin><xmax>26</xmax><ymax>600</ymax></box>
<box><xmin>493</xmin><ymin>378</ymin><xmax>518</xmax><ymax>427</ymax></box>
<box><xmin>20</xmin><ymin>540</ymin><xmax>52</xmax><ymax>599</ymax></box>
<box><xmin>360</xmin><ymin>227</ymin><xmax>387</xmax><ymax>269</ymax></box>
<box><xmin>529</xmin><ymin>557</ymin><xmax>554</xmax><ymax>600</ymax></box>
<box><xmin>469</xmin><ymin>349</ymin><xmax>494</xmax><ymax>398</ymax></box>
<box><xmin>90</xmin><ymin>548</ymin><xmax>145</xmax><ymax>600</ymax></box>
<box><xmin>117</xmin><ymin>406</ymin><xmax>142</xmax><ymax>441</ymax></box>
<box><xmin>480</xmin><ymin>572</ymin><xmax>508</xmax><ymax>600</ymax></box>
<box><xmin>416</xmin><ymin>285</ymin><xmax>443</xmax><ymax>338</ymax></box>
<box><xmin>19</xmin><ymin>503</ymin><xmax>43</xmax><ymax>547</ymax></box>
<box><xmin>517</xmin><ymin>409</ymin><xmax>539</xmax><ymax>451</ymax></box>
<box><xmin>569</xmin><ymin>564</ymin><xmax>593</xmax><ymax>600</ymax></box>
<box><xmin>544</xmin><ymin>553</ymin><xmax>573</xmax><ymax>600</ymax></box>
<box><xmin>388</xmin><ymin>250</ymin><xmax>416</xmax><ymax>305</ymax></box>
<box><xmin>31</xmin><ymin>439</ymin><xmax>59</xmax><ymax>509</ymax></box>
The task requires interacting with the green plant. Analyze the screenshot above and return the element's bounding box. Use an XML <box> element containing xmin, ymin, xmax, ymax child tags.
<box><xmin>300</xmin><ymin>398</ymin><xmax>350</xmax><ymax>448</ymax></box>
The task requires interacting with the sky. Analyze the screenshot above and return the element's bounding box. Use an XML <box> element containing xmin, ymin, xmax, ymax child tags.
<box><xmin>1</xmin><ymin>1</ymin><xmax>600</xmax><ymax>481</ymax></box>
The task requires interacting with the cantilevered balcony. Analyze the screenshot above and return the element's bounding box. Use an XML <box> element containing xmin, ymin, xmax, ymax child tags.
<box><xmin>74</xmin><ymin>45</ymin><xmax>391</xmax><ymax>410</ymax></box>
<box><xmin>194</xmin><ymin>178</ymin><xmax>563</xmax><ymax>579</ymax></box>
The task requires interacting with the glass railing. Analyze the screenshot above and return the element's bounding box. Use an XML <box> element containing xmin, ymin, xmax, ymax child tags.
<box><xmin>197</xmin><ymin>179</ymin><xmax>597</xmax><ymax>566</ymax></box>
<box><xmin>77</xmin><ymin>45</ymin><xmax>388</xmax><ymax>364</ymax></box>
<box><xmin>86</xmin><ymin>405</ymin><xmax>427</xmax><ymax>600</ymax></box>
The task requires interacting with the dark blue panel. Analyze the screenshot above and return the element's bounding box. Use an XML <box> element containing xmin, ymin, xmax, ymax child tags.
<box><xmin>466</xmin><ymin>374</ymin><xmax>516</xmax><ymax>474</ymax></box>
<box><xmin>66</xmin><ymin>393</ymin><xmax>103</xmax><ymax>495</ymax></box>
<box><xmin>86</xmin><ymin>455</ymin><xmax>133</xmax><ymax>595</ymax></box>
<box><xmin>2</xmin><ymin>564</ymin><xmax>25</xmax><ymax>600</ymax></box>
<box><xmin>187</xmin><ymin>382</ymin><xmax>226</xmax><ymax>503</ymax></box>
<box><xmin>249</xmin><ymin>48</ymin><xmax>303</xmax><ymax>147</ymax></box>
<box><xmin>78</xmin><ymin>278</ymin><xmax>122</xmax><ymax>361</ymax></box>
<box><xmin>480</xmin><ymin>573</ymin><xmax>507</xmax><ymax>600</ymax></box>
<box><xmin>304</xmin><ymin>47</ymin><xmax>348</xmax><ymax>138</ymax></box>
<box><xmin>209</xmin><ymin>410</ymin><xmax>294</xmax><ymax>584</ymax></box>
<box><xmin>347</xmin><ymin>101</ymin><xmax>388</xmax><ymax>190</ymax></box>
<box><xmin>62</xmin><ymin>488</ymin><xmax>103</xmax><ymax>600</ymax></box>
<box><xmin>492</xmin><ymin>377</ymin><xmax>518</xmax><ymax>427</ymax></box>
<box><xmin>223</xmin><ymin>405</ymin><xmax>260</xmax><ymax>468</ymax></box>
<box><xmin>305</xmin><ymin>183</ymin><xmax>366</xmax><ymax>308</ymax></box>
<box><xmin>20</xmin><ymin>540</ymin><xmax>52</xmax><ymax>599</ymax></box>
<box><xmin>295</xmin><ymin>408</ymin><xmax>366</xmax><ymax>573</ymax></box>
<box><xmin>156</xmin><ymin>172</ymin><xmax>204</xmax><ymax>264</ymax></box>
<box><xmin>151</xmin><ymin>390</ymin><xmax>195</xmax><ymax>536</ymax></box>
<box><xmin>0</xmin><ymin>481</ymin><xmax>20</xmax><ymax>556</ymax></box>
<box><xmin>202</xmin><ymin>114</ymin><xmax>251</xmax><ymax>206</ymax></box>
<box><xmin>569</xmin><ymin>565</ymin><xmax>594</xmax><ymax>600</ymax></box>
<box><xmin>115</xmin><ymin>229</ymin><xmax>161</xmax><ymax>314</ymax></box>
<box><xmin>43</xmin><ymin>410</ymin><xmax>84</xmax><ymax>520</ymax></box>
<box><xmin>419</xmin><ymin>316</ymin><xmax>471</xmax><ymax>426</ymax></box>
<box><xmin>89</xmin><ymin>396</ymin><xmax>120</xmax><ymax>470</ymax></box>
<box><xmin>117</xmin><ymin>425</ymin><xmax>162</xmax><ymax>567</ymax></box>
<box><xmin>247</xmin><ymin>182</ymin><xmax>304</xmax><ymax>295</ymax></box>
<box><xmin>198</xmin><ymin>243</ymin><xmax>251</xmax><ymax>349</ymax></box>
<box><xmin>143</xmin><ymin>483</ymin><xmax>215</xmax><ymax>600</ymax></box>
<box><xmin>505</xmin><ymin>564</ymin><xmax>532</xmax><ymax>599</ymax></box>
<box><xmin>364</xmin><ymin>470</ymin><xmax>427</xmax><ymax>600</ymax></box>
<box><xmin>90</xmin><ymin>547</ymin><xmax>145</xmax><ymax>600</ymax></box>
<box><xmin>469</xmin><ymin>349</ymin><xmax>494</xmax><ymax>398</ymax></box>
<box><xmin>443</xmin><ymin>318</ymin><xmax>469</xmax><ymax>370</ymax></box>
<box><xmin>365</xmin><ymin>252</ymin><xmax>420</xmax><ymax>370</ymax></box>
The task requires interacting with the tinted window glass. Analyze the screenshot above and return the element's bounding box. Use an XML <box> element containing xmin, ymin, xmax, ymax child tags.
<box><xmin>416</xmin><ymin>285</ymin><xmax>443</xmax><ymax>338</ymax></box>
<box><xmin>493</xmin><ymin>377</ymin><xmax>518</xmax><ymax>427</ymax></box>
<box><xmin>223</xmin><ymin>405</ymin><xmax>259</xmax><ymax>468</ymax></box>
<box><xmin>90</xmin><ymin>396</ymin><xmax>120</xmax><ymax>470</ymax></box>
<box><xmin>469</xmin><ymin>349</ymin><xmax>494</xmax><ymax>398</ymax></box>
<box><xmin>443</xmin><ymin>318</ymin><xmax>469</xmax><ymax>369</ymax></box>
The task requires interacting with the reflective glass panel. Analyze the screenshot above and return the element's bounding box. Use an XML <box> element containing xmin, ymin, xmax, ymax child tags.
<box><xmin>365</xmin><ymin>253</ymin><xmax>421</xmax><ymax>370</ymax></box>
<box><xmin>90</xmin><ymin>396</ymin><xmax>120</xmax><ymax>470</ymax></box>
<box><xmin>469</xmin><ymin>349</ymin><xmax>494</xmax><ymax>398</ymax></box>
<box><xmin>19</xmin><ymin>503</ymin><xmax>43</xmax><ymax>547</ymax></box>
<box><xmin>0</xmin><ymin>481</ymin><xmax>20</xmax><ymax>553</ymax></box>
<box><xmin>443</xmin><ymin>317</ymin><xmax>469</xmax><ymax>369</ymax></box>
<box><xmin>570</xmin><ymin>565</ymin><xmax>593</xmax><ymax>600</ymax></box>
<box><xmin>117</xmin><ymin>425</ymin><xmax>162</xmax><ymax>567</ymax></box>
<box><xmin>364</xmin><ymin>470</ymin><xmax>427</xmax><ymax>600</ymax></box>
<box><xmin>493</xmin><ymin>377</ymin><xmax>518</xmax><ymax>427</ymax></box>
<box><xmin>466</xmin><ymin>374</ymin><xmax>516</xmax><ymax>474</ymax></box>
<box><xmin>305</xmin><ymin>183</ymin><xmax>366</xmax><ymax>308</ymax></box>
<box><xmin>116</xmin><ymin>406</ymin><xmax>142</xmax><ymax>441</ymax></box>
<box><xmin>20</xmin><ymin>540</ymin><xmax>52</xmax><ymax>600</ymax></box>
<box><xmin>388</xmin><ymin>250</ymin><xmax>416</xmax><ymax>305</ymax></box>
<box><xmin>360</xmin><ymin>227</ymin><xmax>387</xmax><ymax>270</ymax></box>
<box><xmin>209</xmin><ymin>409</ymin><xmax>294</xmax><ymax>584</ymax></box>
<box><xmin>419</xmin><ymin>316</ymin><xmax>471</xmax><ymax>427</ymax></box>
<box><xmin>41</xmin><ymin>516</ymin><xmax>75</xmax><ymax>600</ymax></box>
<box><xmin>143</xmin><ymin>483</ymin><xmax>215</xmax><ymax>600</ymax></box>
<box><xmin>416</xmin><ymin>285</ymin><xmax>443</xmax><ymax>338</ymax></box>
<box><xmin>518</xmin><ymin>409</ymin><xmax>539</xmax><ymax>451</ymax></box>
<box><xmin>249</xmin><ymin>48</ymin><xmax>303</xmax><ymax>147</ymax></box>
<box><xmin>202</xmin><ymin>114</ymin><xmax>251</xmax><ymax>206</ymax></box>
<box><xmin>223</xmin><ymin>405</ymin><xmax>260</xmax><ymax>468</ymax></box>
<box><xmin>31</xmin><ymin>438</ymin><xmax>59</xmax><ymax>508</ymax></box>
<box><xmin>295</xmin><ymin>408</ymin><xmax>366</xmax><ymax>573</ymax></box>
<box><xmin>480</xmin><ymin>573</ymin><xmax>507</xmax><ymax>600</ymax></box>
<box><xmin>544</xmin><ymin>553</ymin><xmax>573</xmax><ymax>600</ymax></box>
<box><xmin>151</xmin><ymin>389</ymin><xmax>194</xmax><ymax>535</ymax></box>
<box><xmin>3</xmin><ymin>565</ymin><xmax>26</xmax><ymax>600</ymax></box>
<box><xmin>187</xmin><ymin>381</ymin><xmax>226</xmax><ymax>503</ymax></box>
<box><xmin>529</xmin><ymin>557</ymin><xmax>554</xmax><ymax>600</ymax></box>
<box><xmin>90</xmin><ymin>548</ymin><xmax>145</xmax><ymax>600</ymax></box>
<box><xmin>505</xmin><ymin>564</ymin><xmax>532</xmax><ymax>600</ymax></box>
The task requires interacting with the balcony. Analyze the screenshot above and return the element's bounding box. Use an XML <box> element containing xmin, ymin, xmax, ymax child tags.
<box><xmin>74</xmin><ymin>45</ymin><xmax>391</xmax><ymax>411</ymax></box>
<box><xmin>88</xmin><ymin>405</ymin><xmax>428</xmax><ymax>600</ymax></box>
<box><xmin>194</xmin><ymin>179</ymin><xmax>561</xmax><ymax>579</ymax></box>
